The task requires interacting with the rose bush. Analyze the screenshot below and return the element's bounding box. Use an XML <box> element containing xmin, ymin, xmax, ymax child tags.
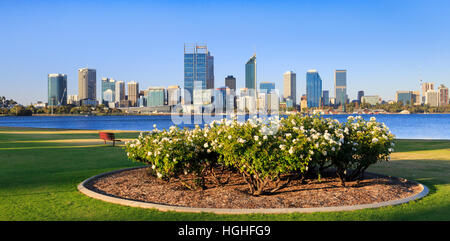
<box><xmin>125</xmin><ymin>115</ymin><xmax>396</xmax><ymax>195</ymax></box>
<box><xmin>332</xmin><ymin>116</ymin><xmax>396</xmax><ymax>186</ymax></box>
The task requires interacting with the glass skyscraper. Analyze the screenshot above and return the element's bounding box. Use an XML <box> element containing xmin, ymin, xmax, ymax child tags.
<box><xmin>48</xmin><ymin>74</ymin><xmax>67</xmax><ymax>106</ymax></box>
<box><xmin>245</xmin><ymin>54</ymin><xmax>257</xmax><ymax>95</ymax></box>
<box><xmin>184</xmin><ymin>44</ymin><xmax>214</xmax><ymax>104</ymax></box>
<box><xmin>322</xmin><ymin>90</ymin><xmax>329</xmax><ymax>106</ymax></box>
<box><xmin>101</xmin><ymin>78</ymin><xmax>116</xmax><ymax>104</ymax></box>
<box><xmin>334</xmin><ymin>70</ymin><xmax>347</xmax><ymax>106</ymax></box>
<box><xmin>306</xmin><ymin>70</ymin><xmax>322</xmax><ymax>108</ymax></box>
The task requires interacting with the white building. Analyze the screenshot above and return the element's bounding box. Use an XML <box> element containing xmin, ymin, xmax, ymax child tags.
<box><xmin>425</xmin><ymin>90</ymin><xmax>439</xmax><ymax>107</ymax></box>
<box><xmin>67</xmin><ymin>95</ymin><xmax>78</xmax><ymax>105</ymax></box>
<box><xmin>167</xmin><ymin>85</ymin><xmax>181</xmax><ymax>106</ymax></box>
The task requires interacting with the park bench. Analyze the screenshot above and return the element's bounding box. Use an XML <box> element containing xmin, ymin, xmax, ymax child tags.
<box><xmin>99</xmin><ymin>132</ymin><xmax>121</xmax><ymax>146</ymax></box>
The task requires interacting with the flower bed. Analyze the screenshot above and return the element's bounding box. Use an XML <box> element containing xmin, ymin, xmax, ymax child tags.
<box><xmin>125</xmin><ymin>115</ymin><xmax>396</xmax><ymax>196</ymax></box>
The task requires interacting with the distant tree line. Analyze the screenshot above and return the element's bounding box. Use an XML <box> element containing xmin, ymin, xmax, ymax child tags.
<box><xmin>0</xmin><ymin>96</ymin><xmax>123</xmax><ymax>116</ymax></box>
<box><xmin>343</xmin><ymin>101</ymin><xmax>450</xmax><ymax>113</ymax></box>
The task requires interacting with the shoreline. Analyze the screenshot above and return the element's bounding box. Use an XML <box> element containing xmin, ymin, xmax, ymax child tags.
<box><xmin>0</xmin><ymin>112</ymin><xmax>449</xmax><ymax>117</ymax></box>
<box><xmin>0</xmin><ymin>126</ymin><xmax>449</xmax><ymax>141</ymax></box>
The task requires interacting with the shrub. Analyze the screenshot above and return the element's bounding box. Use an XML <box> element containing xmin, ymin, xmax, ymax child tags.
<box><xmin>332</xmin><ymin>116</ymin><xmax>395</xmax><ymax>186</ymax></box>
<box><xmin>210</xmin><ymin>116</ymin><xmax>311</xmax><ymax>195</ymax></box>
<box><xmin>124</xmin><ymin>114</ymin><xmax>396</xmax><ymax>195</ymax></box>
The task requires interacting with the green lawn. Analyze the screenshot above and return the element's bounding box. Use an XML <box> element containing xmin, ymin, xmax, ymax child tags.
<box><xmin>0</xmin><ymin>126</ymin><xmax>449</xmax><ymax>221</ymax></box>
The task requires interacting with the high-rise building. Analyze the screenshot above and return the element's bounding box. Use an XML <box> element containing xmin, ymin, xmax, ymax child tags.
<box><xmin>334</xmin><ymin>70</ymin><xmax>347</xmax><ymax>106</ymax></box>
<box><xmin>421</xmin><ymin>82</ymin><xmax>434</xmax><ymax>96</ymax></box>
<box><xmin>167</xmin><ymin>85</ymin><xmax>181</xmax><ymax>106</ymax></box>
<box><xmin>438</xmin><ymin>85</ymin><xmax>449</xmax><ymax>106</ymax></box>
<box><xmin>421</xmin><ymin>82</ymin><xmax>434</xmax><ymax>103</ymax></box>
<box><xmin>215</xmin><ymin>87</ymin><xmax>235</xmax><ymax>112</ymax></box>
<box><xmin>115</xmin><ymin>81</ymin><xmax>125</xmax><ymax>103</ymax></box>
<box><xmin>184</xmin><ymin>44</ymin><xmax>214</xmax><ymax>104</ymax></box>
<box><xmin>260</xmin><ymin>82</ymin><xmax>275</xmax><ymax>94</ymax></box>
<box><xmin>146</xmin><ymin>87</ymin><xmax>166</xmax><ymax>107</ymax></box>
<box><xmin>357</xmin><ymin>90</ymin><xmax>364</xmax><ymax>103</ymax></box>
<box><xmin>283</xmin><ymin>71</ymin><xmax>296</xmax><ymax>106</ymax></box>
<box><xmin>412</xmin><ymin>91</ymin><xmax>422</xmax><ymax>105</ymax></box>
<box><xmin>48</xmin><ymin>74</ymin><xmax>67</xmax><ymax>106</ymax></box>
<box><xmin>396</xmin><ymin>91</ymin><xmax>414</xmax><ymax>105</ymax></box>
<box><xmin>225</xmin><ymin>75</ymin><xmax>236</xmax><ymax>92</ymax></box>
<box><xmin>193</xmin><ymin>89</ymin><xmax>214</xmax><ymax>106</ymax></box>
<box><xmin>245</xmin><ymin>54</ymin><xmax>257</xmax><ymax>96</ymax></box>
<box><xmin>101</xmin><ymin>78</ymin><xmax>116</xmax><ymax>104</ymax></box>
<box><xmin>127</xmin><ymin>81</ymin><xmax>139</xmax><ymax>107</ymax></box>
<box><xmin>425</xmin><ymin>90</ymin><xmax>439</xmax><ymax>107</ymax></box>
<box><xmin>322</xmin><ymin>90</ymin><xmax>329</xmax><ymax>106</ymax></box>
<box><xmin>78</xmin><ymin>68</ymin><xmax>96</xmax><ymax>101</ymax></box>
<box><xmin>207</xmin><ymin>54</ymin><xmax>214</xmax><ymax>89</ymax></box>
<box><xmin>306</xmin><ymin>70</ymin><xmax>322</xmax><ymax>108</ymax></box>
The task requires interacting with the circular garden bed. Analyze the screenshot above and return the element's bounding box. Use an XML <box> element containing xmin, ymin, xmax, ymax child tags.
<box><xmin>80</xmin><ymin>166</ymin><xmax>426</xmax><ymax>213</ymax></box>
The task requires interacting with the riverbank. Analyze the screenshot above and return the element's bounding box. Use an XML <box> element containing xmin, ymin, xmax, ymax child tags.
<box><xmin>0</xmin><ymin>111</ymin><xmax>449</xmax><ymax>117</ymax></box>
<box><xmin>1</xmin><ymin>114</ymin><xmax>449</xmax><ymax>139</ymax></box>
<box><xmin>0</xmin><ymin>126</ymin><xmax>449</xmax><ymax>220</ymax></box>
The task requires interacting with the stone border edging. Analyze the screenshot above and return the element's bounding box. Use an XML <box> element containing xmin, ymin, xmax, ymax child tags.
<box><xmin>77</xmin><ymin>166</ymin><xmax>429</xmax><ymax>214</ymax></box>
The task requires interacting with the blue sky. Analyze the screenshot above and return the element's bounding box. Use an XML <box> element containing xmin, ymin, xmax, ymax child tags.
<box><xmin>1</xmin><ymin>0</ymin><xmax>449</xmax><ymax>105</ymax></box>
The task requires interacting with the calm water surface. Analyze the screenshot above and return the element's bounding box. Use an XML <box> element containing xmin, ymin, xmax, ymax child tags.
<box><xmin>0</xmin><ymin>114</ymin><xmax>449</xmax><ymax>140</ymax></box>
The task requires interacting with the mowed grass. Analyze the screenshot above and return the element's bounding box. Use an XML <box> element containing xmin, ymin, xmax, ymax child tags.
<box><xmin>0</xmin><ymin>126</ymin><xmax>449</xmax><ymax>221</ymax></box>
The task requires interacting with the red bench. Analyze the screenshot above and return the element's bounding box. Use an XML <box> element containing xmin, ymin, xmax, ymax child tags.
<box><xmin>99</xmin><ymin>132</ymin><xmax>121</xmax><ymax>146</ymax></box>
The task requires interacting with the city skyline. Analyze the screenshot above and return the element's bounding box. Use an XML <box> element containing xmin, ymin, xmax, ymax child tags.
<box><xmin>1</xmin><ymin>0</ymin><xmax>450</xmax><ymax>105</ymax></box>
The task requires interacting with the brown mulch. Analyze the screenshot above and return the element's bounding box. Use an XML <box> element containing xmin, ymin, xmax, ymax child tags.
<box><xmin>87</xmin><ymin>167</ymin><xmax>422</xmax><ymax>209</ymax></box>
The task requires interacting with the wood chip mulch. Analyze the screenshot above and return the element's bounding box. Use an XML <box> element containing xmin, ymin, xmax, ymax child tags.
<box><xmin>87</xmin><ymin>167</ymin><xmax>422</xmax><ymax>209</ymax></box>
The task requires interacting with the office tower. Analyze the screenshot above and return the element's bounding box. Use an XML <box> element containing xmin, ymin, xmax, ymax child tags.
<box><xmin>215</xmin><ymin>87</ymin><xmax>235</xmax><ymax>112</ymax></box>
<box><xmin>421</xmin><ymin>82</ymin><xmax>434</xmax><ymax>103</ymax></box>
<box><xmin>438</xmin><ymin>85</ymin><xmax>449</xmax><ymax>106</ymax></box>
<box><xmin>225</xmin><ymin>75</ymin><xmax>236</xmax><ymax>92</ymax></box>
<box><xmin>207</xmin><ymin>54</ymin><xmax>214</xmax><ymax>89</ymax></box>
<box><xmin>412</xmin><ymin>91</ymin><xmax>421</xmax><ymax>105</ymax></box>
<box><xmin>184</xmin><ymin>44</ymin><xmax>214</xmax><ymax>104</ymax></box>
<box><xmin>139</xmin><ymin>95</ymin><xmax>146</xmax><ymax>107</ymax></box>
<box><xmin>245</xmin><ymin>54</ymin><xmax>257</xmax><ymax>95</ymax></box>
<box><xmin>357</xmin><ymin>91</ymin><xmax>364</xmax><ymax>103</ymax></box>
<box><xmin>322</xmin><ymin>90</ymin><xmax>329</xmax><ymax>106</ymax></box>
<box><xmin>115</xmin><ymin>81</ymin><xmax>125</xmax><ymax>102</ymax></box>
<box><xmin>361</xmin><ymin>95</ymin><xmax>381</xmax><ymax>106</ymax></box>
<box><xmin>283</xmin><ymin>71</ymin><xmax>297</xmax><ymax>105</ymax></box>
<box><xmin>306</xmin><ymin>70</ymin><xmax>322</xmax><ymax>108</ymax></box>
<box><xmin>146</xmin><ymin>87</ymin><xmax>166</xmax><ymax>107</ymax></box>
<box><xmin>334</xmin><ymin>70</ymin><xmax>347</xmax><ymax>106</ymax></box>
<box><xmin>101</xmin><ymin>78</ymin><xmax>116</xmax><ymax>104</ymax></box>
<box><xmin>78</xmin><ymin>68</ymin><xmax>96</xmax><ymax>101</ymax></box>
<box><xmin>421</xmin><ymin>82</ymin><xmax>434</xmax><ymax>96</ymax></box>
<box><xmin>396</xmin><ymin>91</ymin><xmax>414</xmax><ymax>105</ymax></box>
<box><xmin>260</xmin><ymin>82</ymin><xmax>276</xmax><ymax>94</ymax></box>
<box><xmin>167</xmin><ymin>85</ymin><xmax>181</xmax><ymax>106</ymax></box>
<box><xmin>127</xmin><ymin>81</ymin><xmax>139</xmax><ymax>107</ymax></box>
<box><xmin>48</xmin><ymin>74</ymin><xmax>67</xmax><ymax>106</ymax></box>
<box><xmin>425</xmin><ymin>90</ymin><xmax>439</xmax><ymax>107</ymax></box>
<box><xmin>193</xmin><ymin>89</ymin><xmax>213</xmax><ymax>106</ymax></box>
<box><xmin>267</xmin><ymin>92</ymin><xmax>279</xmax><ymax>112</ymax></box>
